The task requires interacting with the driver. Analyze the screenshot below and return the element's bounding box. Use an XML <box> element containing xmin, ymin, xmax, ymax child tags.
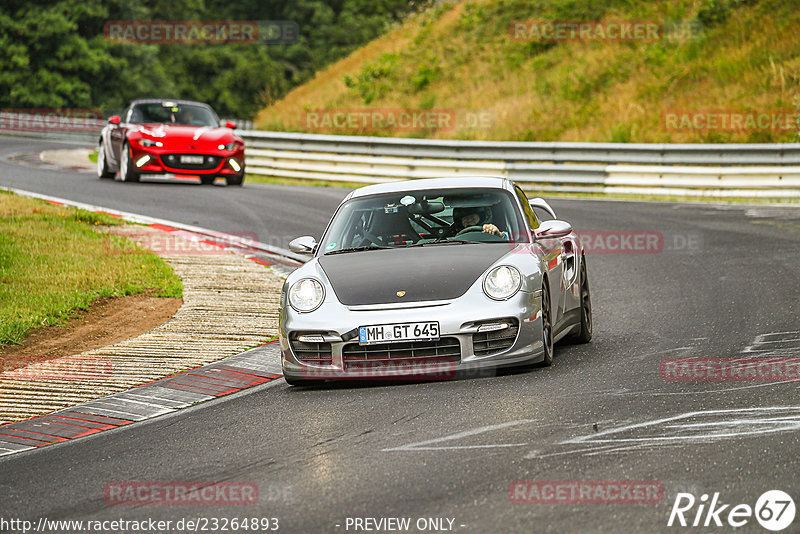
<box><xmin>449</xmin><ymin>206</ymin><xmax>506</xmax><ymax>238</ymax></box>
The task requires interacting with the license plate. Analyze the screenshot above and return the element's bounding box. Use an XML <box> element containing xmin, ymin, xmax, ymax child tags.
<box><xmin>359</xmin><ymin>322</ymin><xmax>440</xmax><ymax>345</ymax></box>
<box><xmin>180</xmin><ymin>155</ymin><xmax>204</xmax><ymax>164</ymax></box>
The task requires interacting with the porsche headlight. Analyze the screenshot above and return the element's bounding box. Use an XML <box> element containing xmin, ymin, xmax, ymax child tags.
<box><xmin>139</xmin><ymin>139</ymin><xmax>163</xmax><ymax>147</ymax></box>
<box><xmin>288</xmin><ymin>278</ymin><xmax>325</xmax><ymax>312</ymax></box>
<box><xmin>483</xmin><ymin>265</ymin><xmax>522</xmax><ymax>300</ymax></box>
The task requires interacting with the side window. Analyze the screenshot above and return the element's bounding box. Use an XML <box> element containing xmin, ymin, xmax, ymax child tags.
<box><xmin>514</xmin><ymin>186</ymin><xmax>540</xmax><ymax>230</ymax></box>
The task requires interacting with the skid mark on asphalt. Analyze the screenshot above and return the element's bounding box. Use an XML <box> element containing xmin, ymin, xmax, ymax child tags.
<box><xmin>742</xmin><ymin>330</ymin><xmax>800</xmax><ymax>356</ymax></box>
<box><xmin>525</xmin><ymin>406</ymin><xmax>800</xmax><ymax>459</ymax></box>
<box><xmin>382</xmin><ymin>419</ymin><xmax>537</xmax><ymax>452</ymax></box>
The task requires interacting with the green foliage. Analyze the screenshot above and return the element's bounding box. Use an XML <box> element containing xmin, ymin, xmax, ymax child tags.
<box><xmin>696</xmin><ymin>0</ymin><xmax>759</xmax><ymax>27</ymax></box>
<box><xmin>411</xmin><ymin>59</ymin><xmax>441</xmax><ymax>92</ymax></box>
<box><xmin>345</xmin><ymin>53</ymin><xmax>399</xmax><ymax>104</ymax></box>
<box><xmin>0</xmin><ymin>0</ymin><xmax>431</xmax><ymax>119</ymax></box>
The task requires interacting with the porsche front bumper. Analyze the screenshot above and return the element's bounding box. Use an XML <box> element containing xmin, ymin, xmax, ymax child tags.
<box><xmin>279</xmin><ymin>288</ymin><xmax>546</xmax><ymax>381</ymax></box>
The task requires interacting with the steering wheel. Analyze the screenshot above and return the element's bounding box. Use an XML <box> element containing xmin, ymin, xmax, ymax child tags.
<box><xmin>456</xmin><ymin>225</ymin><xmax>485</xmax><ymax>236</ymax></box>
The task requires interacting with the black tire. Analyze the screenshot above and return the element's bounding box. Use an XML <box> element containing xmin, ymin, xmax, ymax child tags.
<box><xmin>96</xmin><ymin>141</ymin><xmax>114</xmax><ymax>179</ymax></box>
<box><xmin>118</xmin><ymin>142</ymin><xmax>140</xmax><ymax>183</ymax></box>
<box><xmin>226</xmin><ymin>172</ymin><xmax>244</xmax><ymax>186</ymax></box>
<box><xmin>226</xmin><ymin>161</ymin><xmax>245</xmax><ymax>186</ymax></box>
<box><xmin>571</xmin><ymin>257</ymin><xmax>593</xmax><ymax>344</ymax></box>
<box><xmin>200</xmin><ymin>175</ymin><xmax>216</xmax><ymax>185</ymax></box>
<box><xmin>538</xmin><ymin>280</ymin><xmax>554</xmax><ymax>367</ymax></box>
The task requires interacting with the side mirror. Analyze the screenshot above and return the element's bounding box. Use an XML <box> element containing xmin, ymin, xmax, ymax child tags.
<box><xmin>224</xmin><ymin>121</ymin><xmax>236</xmax><ymax>129</ymax></box>
<box><xmin>529</xmin><ymin>198</ymin><xmax>557</xmax><ymax>219</ymax></box>
<box><xmin>108</xmin><ymin>116</ymin><xmax>121</xmax><ymax>126</ymax></box>
<box><xmin>535</xmin><ymin>220</ymin><xmax>573</xmax><ymax>240</ymax></box>
<box><xmin>289</xmin><ymin>236</ymin><xmax>317</xmax><ymax>254</ymax></box>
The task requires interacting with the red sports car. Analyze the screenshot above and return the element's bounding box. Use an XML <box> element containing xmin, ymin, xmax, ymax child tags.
<box><xmin>97</xmin><ymin>99</ymin><xmax>245</xmax><ymax>186</ymax></box>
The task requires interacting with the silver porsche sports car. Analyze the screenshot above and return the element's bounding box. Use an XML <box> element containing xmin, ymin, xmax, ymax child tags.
<box><xmin>279</xmin><ymin>177</ymin><xmax>591</xmax><ymax>385</ymax></box>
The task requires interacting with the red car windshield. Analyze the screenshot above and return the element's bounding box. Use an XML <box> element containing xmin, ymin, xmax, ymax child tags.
<box><xmin>129</xmin><ymin>103</ymin><xmax>218</xmax><ymax>127</ymax></box>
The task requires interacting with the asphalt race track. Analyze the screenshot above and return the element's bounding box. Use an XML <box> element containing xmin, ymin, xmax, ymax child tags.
<box><xmin>2</xmin><ymin>137</ymin><xmax>800</xmax><ymax>533</ymax></box>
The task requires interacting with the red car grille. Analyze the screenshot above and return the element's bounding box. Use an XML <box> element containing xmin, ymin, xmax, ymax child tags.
<box><xmin>342</xmin><ymin>337</ymin><xmax>461</xmax><ymax>370</ymax></box>
<box><xmin>161</xmin><ymin>154</ymin><xmax>222</xmax><ymax>170</ymax></box>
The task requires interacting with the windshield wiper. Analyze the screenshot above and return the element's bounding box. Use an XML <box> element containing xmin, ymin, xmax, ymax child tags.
<box><xmin>325</xmin><ymin>245</ymin><xmax>391</xmax><ymax>255</ymax></box>
<box><xmin>409</xmin><ymin>239</ymin><xmax>483</xmax><ymax>247</ymax></box>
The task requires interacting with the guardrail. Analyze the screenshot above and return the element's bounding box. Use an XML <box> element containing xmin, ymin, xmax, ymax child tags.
<box><xmin>3</xmin><ymin>118</ymin><xmax>799</xmax><ymax>197</ymax></box>
<box><xmin>0</xmin><ymin>111</ymin><xmax>252</xmax><ymax>144</ymax></box>
<box><xmin>239</xmin><ymin>130</ymin><xmax>800</xmax><ymax>197</ymax></box>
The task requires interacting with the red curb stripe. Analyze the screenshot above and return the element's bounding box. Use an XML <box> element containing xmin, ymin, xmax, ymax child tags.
<box><xmin>148</xmin><ymin>223</ymin><xmax>178</xmax><ymax>232</ymax></box>
<box><xmin>95</xmin><ymin>211</ymin><xmax>122</xmax><ymax>218</ymax></box>
<box><xmin>0</xmin><ymin>432</ymin><xmax>54</xmax><ymax>445</ymax></box>
<box><xmin>50</xmin><ymin>415</ymin><xmax>121</xmax><ymax>430</ymax></box>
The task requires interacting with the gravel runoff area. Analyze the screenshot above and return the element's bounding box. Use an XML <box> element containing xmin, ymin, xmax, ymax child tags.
<box><xmin>0</xmin><ymin>225</ymin><xmax>284</xmax><ymax>426</ymax></box>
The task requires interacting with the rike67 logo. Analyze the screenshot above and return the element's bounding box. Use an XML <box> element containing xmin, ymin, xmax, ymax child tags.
<box><xmin>668</xmin><ymin>490</ymin><xmax>796</xmax><ymax>531</ymax></box>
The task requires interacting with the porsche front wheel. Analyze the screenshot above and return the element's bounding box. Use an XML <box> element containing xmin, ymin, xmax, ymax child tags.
<box><xmin>539</xmin><ymin>281</ymin><xmax>554</xmax><ymax>366</ymax></box>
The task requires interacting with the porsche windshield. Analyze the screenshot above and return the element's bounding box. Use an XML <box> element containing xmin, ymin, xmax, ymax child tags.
<box><xmin>321</xmin><ymin>188</ymin><xmax>527</xmax><ymax>254</ymax></box>
<box><xmin>128</xmin><ymin>103</ymin><xmax>218</xmax><ymax>127</ymax></box>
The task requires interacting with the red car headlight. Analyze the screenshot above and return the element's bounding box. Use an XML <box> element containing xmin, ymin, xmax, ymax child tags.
<box><xmin>218</xmin><ymin>141</ymin><xmax>243</xmax><ymax>151</ymax></box>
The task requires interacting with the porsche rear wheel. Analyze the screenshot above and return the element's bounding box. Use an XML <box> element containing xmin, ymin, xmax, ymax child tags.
<box><xmin>96</xmin><ymin>142</ymin><xmax>114</xmax><ymax>179</ymax></box>
<box><xmin>538</xmin><ymin>281</ymin><xmax>554</xmax><ymax>367</ymax></box>
<box><xmin>118</xmin><ymin>143</ymin><xmax>140</xmax><ymax>183</ymax></box>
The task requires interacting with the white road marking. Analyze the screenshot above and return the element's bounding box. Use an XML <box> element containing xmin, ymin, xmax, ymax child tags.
<box><xmin>564</xmin><ymin>406</ymin><xmax>800</xmax><ymax>445</ymax></box>
<box><xmin>383</xmin><ymin>419</ymin><xmax>537</xmax><ymax>452</ymax></box>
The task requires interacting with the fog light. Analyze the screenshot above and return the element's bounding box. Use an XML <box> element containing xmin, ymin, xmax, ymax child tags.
<box><xmin>135</xmin><ymin>155</ymin><xmax>150</xmax><ymax>167</ymax></box>
<box><xmin>477</xmin><ymin>322</ymin><xmax>509</xmax><ymax>333</ymax></box>
<box><xmin>228</xmin><ymin>158</ymin><xmax>241</xmax><ymax>172</ymax></box>
<box><xmin>297</xmin><ymin>334</ymin><xmax>325</xmax><ymax>343</ymax></box>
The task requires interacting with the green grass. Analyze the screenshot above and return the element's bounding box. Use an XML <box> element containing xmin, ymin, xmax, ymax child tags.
<box><xmin>88</xmin><ymin>150</ymin><xmax>97</xmax><ymax>163</ymax></box>
<box><xmin>259</xmin><ymin>0</ymin><xmax>800</xmax><ymax>143</ymax></box>
<box><xmin>244</xmin><ymin>174</ymin><xmax>369</xmax><ymax>189</ymax></box>
<box><xmin>0</xmin><ymin>191</ymin><xmax>182</xmax><ymax>346</ymax></box>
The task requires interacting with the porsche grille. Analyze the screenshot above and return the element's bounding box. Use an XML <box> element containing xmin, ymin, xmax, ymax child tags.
<box><xmin>342</xmin><ymin>337</ymin><xmax>461</xmax><ymax>370</ymax></box>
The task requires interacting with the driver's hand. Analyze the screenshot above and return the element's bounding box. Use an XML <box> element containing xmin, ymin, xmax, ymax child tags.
<box><xmin>483</xmin><ymin>224</ymin><xmax>502</xmax><ymax>236</ymax></box>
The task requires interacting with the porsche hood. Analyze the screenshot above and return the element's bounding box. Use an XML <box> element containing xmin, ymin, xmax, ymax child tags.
<box><xmin>317</xmin><ymin>245</ymin><xmax>511</xmax><ymax>306</ymax></box>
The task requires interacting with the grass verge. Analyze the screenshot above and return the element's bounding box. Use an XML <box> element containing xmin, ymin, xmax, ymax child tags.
<box><xmin>244</xmin><ymin>173</ymin><xmax>366</xmax><ymax>189</ymax></box>
<box><xmin>0</xmin><ymin>191</ymin><xmax>182</xmax><ymax>346</ymax></box>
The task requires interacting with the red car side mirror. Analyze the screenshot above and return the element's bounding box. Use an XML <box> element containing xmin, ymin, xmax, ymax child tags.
<box><xmin>108</xmin><ymin>116</ymin><xmax>121</xmax><ymax>125</ymax></box>
<box><xmin>225</xmin><ymin>121</ymin><xmax>236</xmax><ymax>129</ymax></box>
